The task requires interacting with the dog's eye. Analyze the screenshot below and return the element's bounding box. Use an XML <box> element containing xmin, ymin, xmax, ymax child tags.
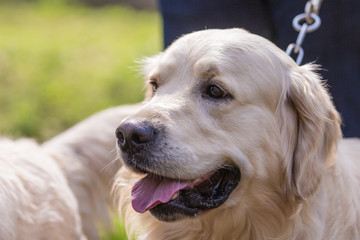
<box><xmin>150</xmin><ymin>81</ymin><xmax>159</xmax><ymax>94</ymax></box>
<box><xmin>206</xmin><ymin>85</ymin><xmax>226</xmax><ymax>98</ymax></box>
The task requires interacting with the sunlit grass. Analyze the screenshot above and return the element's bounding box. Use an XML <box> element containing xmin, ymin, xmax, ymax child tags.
<box><xmin>0</xmin><ymin>1</ymin><xmax>161</xmax><ymax>141</ymax></box>
<box><xmin>100</xmin><ymin>217</ymin><xmax>128</xmax><ymax>240</ymax></box>
<box><xmin>0</xmin><ymin>1</ymin><xmax>161</xmax><ymax>239</ymax></box>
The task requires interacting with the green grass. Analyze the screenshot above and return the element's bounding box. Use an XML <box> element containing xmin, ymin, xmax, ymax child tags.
<box><xmin>100</xmin><ymin>218</ymin><xmax>129</xmax><ymax>240</ymax></box>
<box><xmin>0</xmin><ymin>1</ymin><xmax>161</xmax><ymax>141</ymax></box>
<box><xmin>0</xmin><ymin>1</ymin><xmax>161</xmax><ymax>239</ymax></box>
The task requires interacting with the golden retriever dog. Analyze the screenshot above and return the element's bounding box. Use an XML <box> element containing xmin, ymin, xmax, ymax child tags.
<box><xmin>0</xmin><ymin>104</ymin><xmax>141</xmax><ymax>240</ymax></box>
<box><xmin>113</xmin><ymin>28</ymin><xmax>360</xmax><ymax>240</ymax></box>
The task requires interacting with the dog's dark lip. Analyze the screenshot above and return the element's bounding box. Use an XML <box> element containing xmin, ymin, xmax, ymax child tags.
<box><xmin>125</xmin><ymin>158</ymin><xmax>216</xmax><ymax>181</ymax></box>
<box><xmin>128</xmin><ymin>163</ymin><xmax>149</xmax><ymax>175</ymax></box>
<box><xmin>148</xmin><ymin>165</ymin><xmax>241</xmax><ymax>222</ymax></box>
<box><xmin>120</xmin><ymin>153</ymin><xmax>151</xmax><ymax>175</ymax></box>
<box><xmin>133</xmin><ymin>167</ymin><xmax>216</xmax><ymax>183</ymax></box>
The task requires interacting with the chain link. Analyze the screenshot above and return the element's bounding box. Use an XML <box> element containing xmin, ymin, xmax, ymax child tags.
<box><xmin>286</xmin><ymin>0</ymin><xmax>322</xmax><ymax>65</ymax></box>
<box><xmin>305</xmin><ymin>0</ymin><xmax>322</xmax><ymax>23</ymax></box>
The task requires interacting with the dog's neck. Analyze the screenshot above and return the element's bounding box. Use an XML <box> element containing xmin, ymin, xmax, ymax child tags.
<box><xmin>128</xmin><ymin>198</ymin><xmax>327</xmax><ymax>240</ymax></box>
<box><xmin>131</xmin><ymin>207</ymin><xmax>292</xmax><ymax>240</ymax></box>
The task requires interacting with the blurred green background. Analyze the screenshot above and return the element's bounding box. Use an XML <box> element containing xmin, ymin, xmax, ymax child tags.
<box><xmin>0</xmin><ymin>0</ymin><xmax>161</xmax><ymax>239</ymax></box>
<box><xmin>0</xmin><ymin>0</ymin><xmax>161</xmax><ymax>142</ymax></box>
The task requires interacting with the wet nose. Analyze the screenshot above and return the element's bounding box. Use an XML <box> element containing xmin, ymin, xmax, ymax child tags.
<box><xmin>116</xmin><ymin>121</ymin><xmax>155</xmax><ymax>151</ymax></box>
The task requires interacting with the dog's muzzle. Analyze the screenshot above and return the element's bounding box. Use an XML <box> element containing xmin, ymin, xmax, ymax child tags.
<box><xmin>116</xmin><ymin>120</ymin><xmax>241</xmax><ymax>222</ymax></box>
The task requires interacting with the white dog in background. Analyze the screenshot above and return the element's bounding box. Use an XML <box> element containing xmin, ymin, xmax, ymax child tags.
<box><xmin>0</xmin><ymin>138</ymin><xmax>85</xmax><ymax>240</ymax></box>
<box><xmin>113</xmin><ymin>29</ymin><xmax>360</xmax><ymax>240</ymax></box>
<box><xmin>0</xmin><ymin>104</ymin><xmax>141</xmax><ymax>240</ymax></box>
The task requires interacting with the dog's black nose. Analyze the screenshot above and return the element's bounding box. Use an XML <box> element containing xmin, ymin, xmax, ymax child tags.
<box><xmin>116</xmin><ymin>121</ymin><xmax>155</xmax><ymax>151</ymax></box>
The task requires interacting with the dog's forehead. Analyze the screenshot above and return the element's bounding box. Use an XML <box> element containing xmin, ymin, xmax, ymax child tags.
<box><xmin>167</xmin><ymin>29</ymin><xmax>256</xmax><ymax>56</ymax></box>
<box><xmin>165</xmin><ymin>31</ymin><xmax>234</xmax><ymax>63</ymax></box>
<box><xmin>158</xmin><ymin>29</ymin><xmax>277</xmax><ymax>74</ymax></box>
<box><xmin>153</xmin><ymin>31</ymin><xmax>239</xmax><ymax>80</ymax></box>
<box><xmin>147</xmin><ymin>29</ymin><xmax>290</xmax><ymax>104</ymax></box>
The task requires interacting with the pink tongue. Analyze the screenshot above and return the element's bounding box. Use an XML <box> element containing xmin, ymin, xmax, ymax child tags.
<box><xmin>131</xmin><ymin>175</ymin><xmax>189</xmax><ymax>213</ymax></box>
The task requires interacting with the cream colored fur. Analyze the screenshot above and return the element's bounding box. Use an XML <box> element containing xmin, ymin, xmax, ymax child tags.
<box><xmin>0</xmin><ymin>104</ymin><xmax>142</xmax><ymax>240</ymax></box>
<box><xmin>0</xmin><ymin>138</ymin><xmax>85</xmax><ymax>240</ymax></box>
<box><xmin>113</xmin><ymin>29</ymin><xmax>360</xmax><ymax>240</ymax></box>
<box><xmin>42</xmin><ymin>104</ymin><xmax>141</xmax><ymax>239</ymax></box>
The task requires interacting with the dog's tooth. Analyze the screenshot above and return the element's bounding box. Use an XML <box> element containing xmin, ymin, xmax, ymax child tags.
<box><xmin>171</xmin><ymin>192</ymin><xmax>178</xmax><ymax>200</ymax></box>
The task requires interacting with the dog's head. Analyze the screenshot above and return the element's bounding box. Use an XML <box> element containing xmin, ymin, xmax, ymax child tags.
<box><xmin>115</xmin><ymin>29</ymin><xmax>341</xmax><ymax>223</ymax></box>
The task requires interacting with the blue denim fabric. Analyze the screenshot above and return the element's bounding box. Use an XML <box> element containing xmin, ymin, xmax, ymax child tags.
<box><xmin>159</xmin><ymin>0</ymin><xmax>360</xmax><ymax>137</ymax></box>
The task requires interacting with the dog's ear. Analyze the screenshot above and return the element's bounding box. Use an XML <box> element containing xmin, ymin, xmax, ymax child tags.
<box><xmin>279</xmin><ymin>64</ymin><xmax>341</xmax><ymax>200</ymax></box>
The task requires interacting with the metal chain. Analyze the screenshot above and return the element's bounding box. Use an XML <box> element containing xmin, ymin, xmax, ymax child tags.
<box><xmin>286</xmin><ymin>0</ymin><xmax>322</xmax><ymax>65</ymax></box>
